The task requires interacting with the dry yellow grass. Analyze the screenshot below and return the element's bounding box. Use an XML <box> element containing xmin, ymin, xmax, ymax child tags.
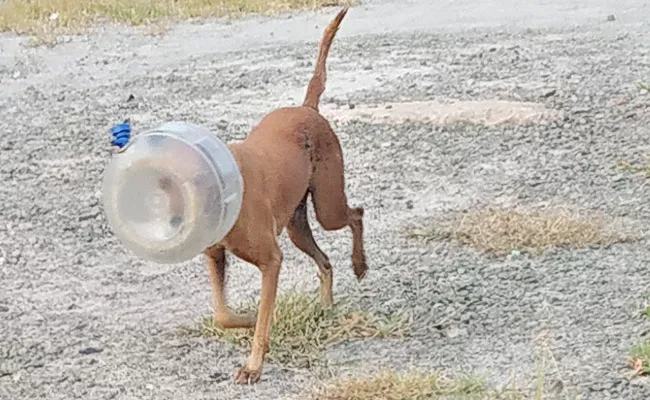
<box><xmin>0</xmin><ymin>0</ymin><xmax>355</xmax><ymax>36</ymax></box>
<box><xmin>409</xmin><ymin>206</ymin><xmax>629</xmax><ymax>257</ymax></box>
<box><xmin>309</xmin><ymin>370</ymin><xmax>526</xmax><ymax>400</ymax></box>
<box><xmin>619</xmin><ymin>158</ymin><xmax>650</xmax><ymax>177</ymax></box>
<box><xmin>183</xmin><ymin>291</ymin><xmax>410</xmax><ymax>368</ymax></box>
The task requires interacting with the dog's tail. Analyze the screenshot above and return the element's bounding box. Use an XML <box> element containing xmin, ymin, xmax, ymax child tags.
<box><xmin>302</xmin><ymin>7</ymin><xmax>348</xmax><ymax>111</ymax></box>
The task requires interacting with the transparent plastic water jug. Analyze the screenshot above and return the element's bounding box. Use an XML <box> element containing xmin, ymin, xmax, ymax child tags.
<box><xmin>101</xmin><ymin>121</ymin><xmax>243</xmax><ymax>264</ymax></box>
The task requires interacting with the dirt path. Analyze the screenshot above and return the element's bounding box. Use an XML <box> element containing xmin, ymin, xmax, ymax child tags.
<box><xmin>1</xmin><ymin>1</ymin><xmax>650</xmax><ymax>399</ymax></box>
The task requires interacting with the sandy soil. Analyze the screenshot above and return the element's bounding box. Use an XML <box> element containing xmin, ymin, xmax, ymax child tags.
<box><xmin>2</xmin><ymin>0</ymin><xmax>650</xmax><ymax>399</ymax></box>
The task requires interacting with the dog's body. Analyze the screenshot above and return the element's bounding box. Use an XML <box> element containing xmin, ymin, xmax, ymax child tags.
<box><xmin>202</xmin><ymin>8</ymin><xmax>366</xmax><ymax>384</ymax></box>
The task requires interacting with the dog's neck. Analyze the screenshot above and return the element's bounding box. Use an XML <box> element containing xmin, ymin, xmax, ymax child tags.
<box><xmin>227</xmin><ymin>141</ymin><xmax>254</xmax><ymax>185</ymax></box>
<box><xmin>227</xmin><ymin>142</ymin><xmax>245</xmax><ymax>168</ymax></box>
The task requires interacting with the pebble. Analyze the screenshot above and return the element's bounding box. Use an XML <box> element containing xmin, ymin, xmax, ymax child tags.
<box><xmin>79</xmin><ymin>347</ymin><xmax>103</xmax><ymax>355</ymax></box>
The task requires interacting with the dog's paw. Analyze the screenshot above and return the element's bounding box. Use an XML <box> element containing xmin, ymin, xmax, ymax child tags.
<box><xmin>353</xmin><ymin>257</ymin><xmax>368</xmax><ymax>281</ymax></box>
<box><xmin>214</xmin><ymin>311</ymin><xmax>257</xmax><ymax>329</ymax></box>
<box><xmin>234</xmin><ymin>366</ymin><xmax>262</xmax><ymax>385</ymax></box>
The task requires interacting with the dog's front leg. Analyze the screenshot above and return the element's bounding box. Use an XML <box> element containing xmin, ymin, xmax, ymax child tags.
<box><xmin>204</xmin><ymin>245</ymin><xmax>256</xmax><ymax>329</ymax></box>
<box><xmin>234</xmin><ymin>249</ymin><xmax>282</xmax><ymax>384</ymax></box>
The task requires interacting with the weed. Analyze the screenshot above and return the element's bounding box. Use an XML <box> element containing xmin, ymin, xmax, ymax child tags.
<box><xmin>630</xmin><ymin>341</ymin><xmax>650</xmax><ymax>376</ymax></box>
<box><xmin>309</xmin><ymin>369</ymin><xmax>526</xmax><ymax>400</ymax></box>
<box><xmin>183</xmin><ymin>291</ymin><xmax>410</xmax><ymax>369</ymax></box>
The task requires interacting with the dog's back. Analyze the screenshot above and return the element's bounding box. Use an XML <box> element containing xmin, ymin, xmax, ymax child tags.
<box><xmin>229</xmin><ymin>7</ymin><xmax>349</xmax><ymax>231</ymax></box>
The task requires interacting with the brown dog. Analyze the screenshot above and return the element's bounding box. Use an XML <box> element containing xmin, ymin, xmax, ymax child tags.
<box><xmin>202</xmin><ymin>7</ymin><xmax>366</xmax><ymax>384</ymax></box>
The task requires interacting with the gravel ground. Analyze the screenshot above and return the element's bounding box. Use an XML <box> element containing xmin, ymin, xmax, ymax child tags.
<box><xmin>2</xmin><ymin>0</ymin><xmax>650</xmax><ymax>399</ymax></box>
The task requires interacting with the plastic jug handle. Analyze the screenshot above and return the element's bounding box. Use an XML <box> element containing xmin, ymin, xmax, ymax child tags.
<box><xmin>110</xmin><ymin>119</ymin><xmax>132</xmax><ymax>149</ymax></box>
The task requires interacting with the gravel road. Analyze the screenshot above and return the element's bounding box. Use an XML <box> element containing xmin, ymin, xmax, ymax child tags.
<box><xmin>2</xmin><ymin>0</ymin><xmax>650</xmax><ymax>399</ymax></box>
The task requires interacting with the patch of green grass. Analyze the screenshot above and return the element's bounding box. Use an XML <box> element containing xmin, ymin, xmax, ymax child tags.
<box><xmin>0</xmin><ymin>0</ymin><xmax>355</xmax><ymax>37</ymax></box>
<box><xmin>628</xmin><ymin>296</ymin><xmax>650</xmax><ymax>376</ymax></box>
<box><xmin>630</xmin><ymin>341</ymin><xmax>650</xmax><ymax>376</ymax></box>
<box><xmin>183</xmin><ymin>291</ymin><xmax>410</xmax><ymax>369</ymax></box>
<box><xmin>308</xmin><ymin>370</ymin><xmax>527</xmax><ymax>400</ymax></box>
<box><xmin>408</xmin><ymin>206</ymin><xmax>629</xmax><ymax>258</ymax></box>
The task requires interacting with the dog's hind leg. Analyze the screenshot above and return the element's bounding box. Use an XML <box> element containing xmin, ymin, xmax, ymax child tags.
<box><xmin>287</xmin><ymin>193</ymin><xmax>334</xmax><ymax>307</ymax></box>
<box><xmin>309</xmin><ymin>134</ymin><xmax>367</xmax><ymax>281</ymax></box>
<box><xmin>204</xmin><ymin>245</ymin><xmax>256</xmax><ymax>329</ymax></box>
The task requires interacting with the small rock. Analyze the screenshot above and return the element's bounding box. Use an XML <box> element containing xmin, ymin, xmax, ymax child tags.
<box><xmin>363</xmin><ymin>65</ymin><xmax>373</xmax><ymax>70</ymax></box>
<box><xmin>607</xmin><ymin>14</ymin><xmax>616</xmax><ymax>21</ymax></box>
<box><xmin>589</xmin><ymin>382</ymin><xmax>605</xmax><ymax>392</ymax></box>
<box><xmin>78</xmin><ymin>212</ymin><xmax>100</xmax><ymax>222</ymax></box>
<box><xmin>549</xmin><ymin>380</ymin><xmax>564</xmax><ymax>394</ymax></box>
<box><xmin>348</xmin><ymin>103</ymin><xmax>355</xmax><ymax>110</ymax></box>
<box><xmin>216</xmin><ymin>119</ymin><xmax>228</xmax><ymax>130</ymax></box>
<box><xmin>126</xmin><ymin>94</ymin><xmax>135</xmax><ymax>102</ymax></box>
<box><xmin>79</xmin><ymin>347</ymin><xmax>103</xmax><ymax>355</ymax></box>
<box><xmin>209</xmin><ymin>372</ymin><xmax>229</xmax><ymax>382</ymax></box>
<box><xmin>445</xmin><ymin>326</ymin><xmax>467</xmax><ymax>338</ymax></box>
<box><xmin>12</xmin><ymin>71</ymin><xmax>21</xmax><ymax>79</ymax></box>
<box><xmin>385</xmin><ymin>104</ymin><xmax>393</xmax><ymax>109</ymax></box>
<box><xmin>608</xmin><ymin>378</ymin><xmax>622</xmax><ymax>390</ymax></box>
<box><xmin>542</xmin><ymin>89</ymin><xmax>557</xmax><ymax>98</ymax></box>
<box><xmin>572</xmin><ymin>107</ymin><xmax>591</xmax><ymax>114</ymax></box>
<box><xmin>105</xmin><ymin>391</ymin><xmax>119</xmax><ymax>400</ymax></box>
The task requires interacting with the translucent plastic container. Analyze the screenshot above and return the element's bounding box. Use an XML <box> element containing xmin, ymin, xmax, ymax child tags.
<box><xmin>102</xmin><ymin>121</ymin><xmax>243</xmax><ymax>264</ymax></box>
